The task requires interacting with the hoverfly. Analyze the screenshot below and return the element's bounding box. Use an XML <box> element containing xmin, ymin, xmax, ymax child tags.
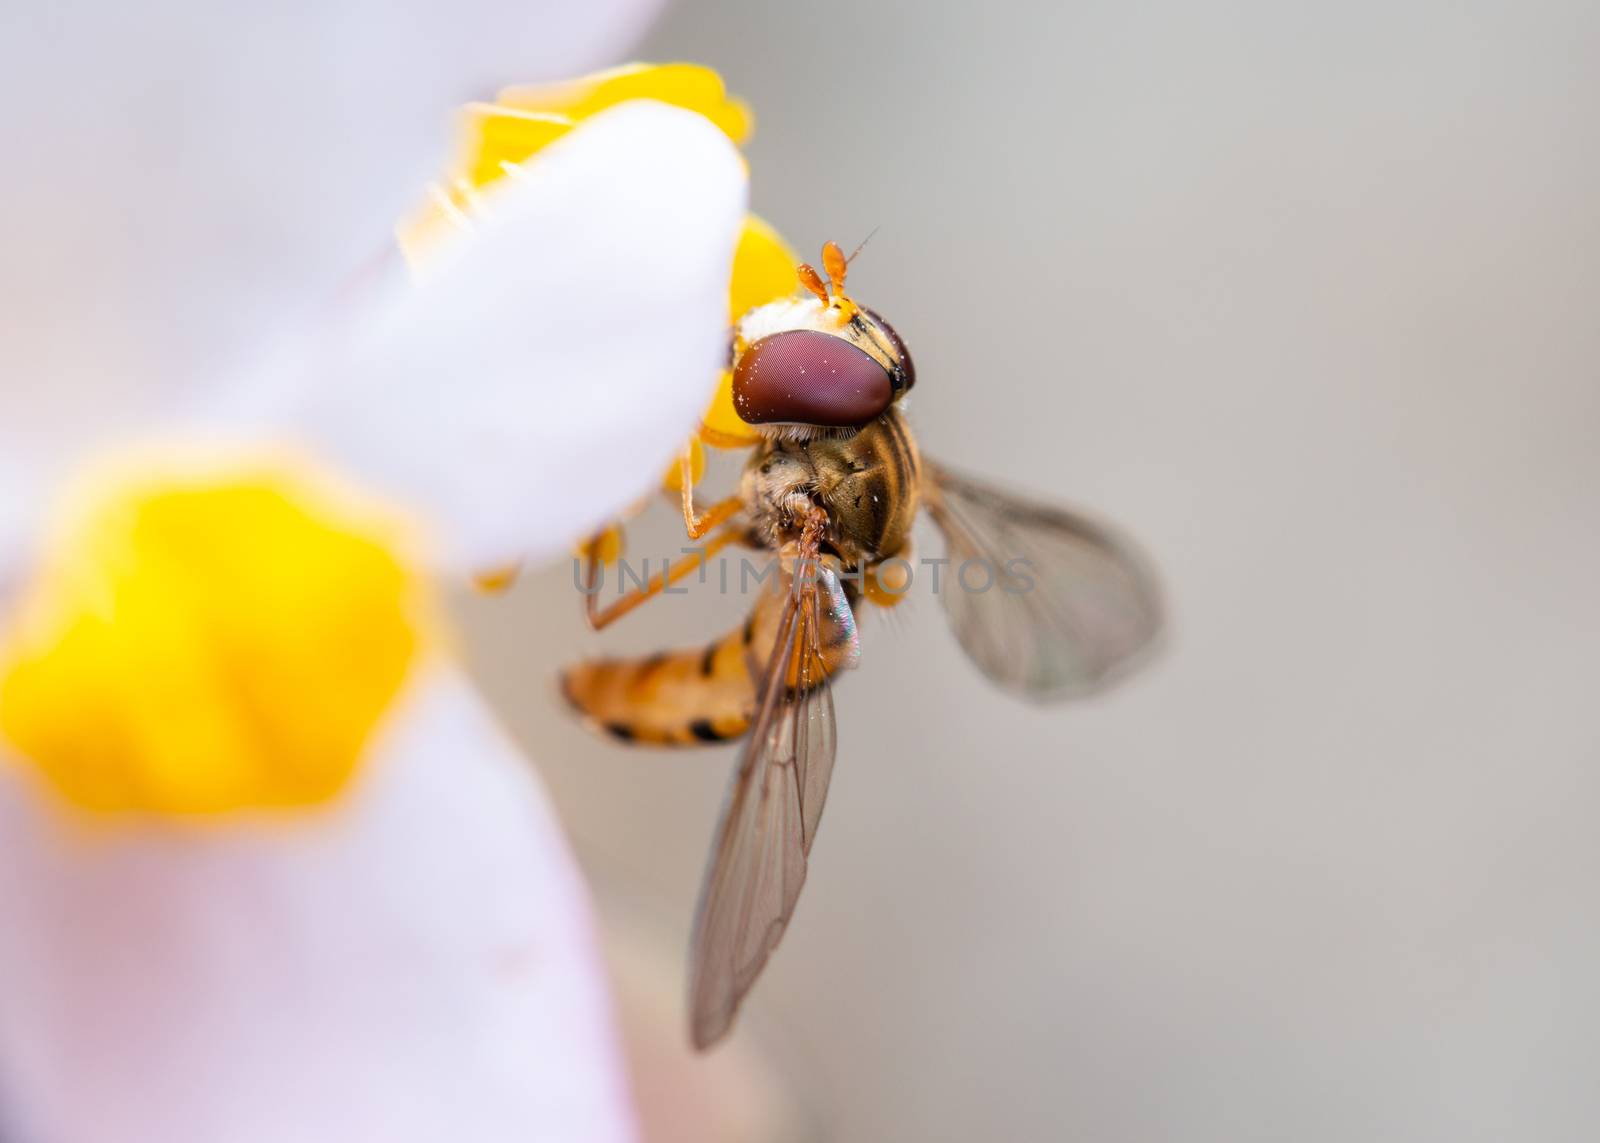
<box><xmin>561</xmin><ymin>241</ymin><xmax>1162</xmax><ymax>1049</ymax></box>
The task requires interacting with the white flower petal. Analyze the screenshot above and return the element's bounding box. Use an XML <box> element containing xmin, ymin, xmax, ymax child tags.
<box><xmin>0</xmin><ymin>0</ymin><xmax>667</xmax><ymax>549</ymax></box>
<box><xmin>0</xmin><ymin>668</ymin><xmax>636</xmax><ymax>1143</ymax></box>
<box><xmin>283</xmin><ymin>101</ymin><xmax>748</xmax><ymax>570</ymax></box>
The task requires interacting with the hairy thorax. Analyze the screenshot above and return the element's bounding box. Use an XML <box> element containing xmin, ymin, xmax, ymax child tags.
<box><xmin>739</xmin><ymin>409</ymin><xmax>920</xmax><ymax>570</ymax></box>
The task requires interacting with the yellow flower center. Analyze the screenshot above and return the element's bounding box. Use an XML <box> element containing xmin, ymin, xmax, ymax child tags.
<box><xmin>398</xmin><ymin>62</ymin><xmax>753</xmax><ymax>264</ymax></box>
<box><xmin>396</xmin><ymin>62</ymin><xmax>803</xmax><ymax>455</ymax></box>
<box><xmin>701</xmin><ymin>215</ymin><xmax>799</xmax><ymax>448</ymax></box>
<box><xmin>0</xmin><ymin>456</ymin><xmax>428</xmax><ymax>815</ymax></box>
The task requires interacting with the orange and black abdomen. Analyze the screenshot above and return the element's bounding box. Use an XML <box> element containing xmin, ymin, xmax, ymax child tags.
<box><xmin>561</xmin><ymin>554</ymin><xmax>862</xmax><ymax>748</ymax></box>
<box><xmin>560</xmin><ymin>593</ymin><xmax>786</xmax><ymax>747</ymax></box>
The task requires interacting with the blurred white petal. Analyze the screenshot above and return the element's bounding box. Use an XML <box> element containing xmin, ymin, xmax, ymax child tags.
<box><xmin>605</xmin><ymin>915</ymin><xmax>808</xmax><ymax>1142</ymax></box>
<box><xmin>0</xmin><ymin>668</ymin><xmax>635</xmax><ymax>1143</ymax></box>
<box><xmin>0</xmin><ymin>0</ymin><xmax>666</xmax><ymax>559</ymax></box>
<box><xmin>282</xmin><ymin>101</ymin><xmax>747</xmax><ymax>570</ymax></box>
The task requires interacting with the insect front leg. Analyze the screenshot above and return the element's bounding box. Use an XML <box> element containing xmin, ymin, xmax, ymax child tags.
<box><xmin>678</xmin><ymin>443</ymin><xmax>745</xmax><ymax>541</ymax></box>
<box><xmin>584</xmin><ymin>523</ymin><xmax>744</xmax><ymax>631</ymax></box>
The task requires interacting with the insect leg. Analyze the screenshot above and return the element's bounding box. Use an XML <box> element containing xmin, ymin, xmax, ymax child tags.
<box><xmin>576</xmin><ymin>523</ymin><xmax>625</xmax><ymax>620</ymax></box>
<box><xmin>586</xmin><ymin>524</ymin><xmax>743</xmax><ymax>631</ymax></box>
<box><xmin>679</xmin><ymin>445</ymin><xmax>745</xmax><ymax>541</ymax></box>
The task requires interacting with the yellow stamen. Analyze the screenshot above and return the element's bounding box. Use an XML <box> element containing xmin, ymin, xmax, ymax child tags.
<box><xmin>700</xmin><ymin>215</ymin><xmax>799</xmax><ymax>448</ymax></box>
<box><xmin>472</xmin><ymin>563</ymin><xmax>523</xmax><ymax>594</ymax></box>
<box><xmin>396</xmin><ymin>65</ymin><xmax>802</xmax><ymax>455</ymax></box>
<box><xmin>0</xmin><ymin>455</ymin><xmax>429</xmax><ymax>815</ymax></box>
<box><xmin>399</xmin><ymin>62</ymin><xmax>753</xmax><ymax>265</ymax></box>
<box><xmin>575</xmin><ymin>524</ymin><xmax>624</xmax><ymax>568</ymax></box>
<box><xmin>495</xmin><ymin>63</ymin><xmax>752</xmax><ymax>151</ymax></box>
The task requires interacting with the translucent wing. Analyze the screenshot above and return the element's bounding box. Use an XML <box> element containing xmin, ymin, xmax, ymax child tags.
<box><xmin>688</xmin><ymin>564</ymin><xmax>849</xmax><ymax>1049</ymax></box>
<box><xmin>923</xmin><ymin>460</ymin><xmax>1163</xmax><ymax>700</ymax></box>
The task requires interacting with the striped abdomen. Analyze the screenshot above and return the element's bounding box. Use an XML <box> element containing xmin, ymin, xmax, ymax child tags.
<box><xmin>560</xmin><ymin>610</ymin><xmax>769</xmax><ymax>747</ymax></box>
<box><xmin>561</xmin><ymin>557</ymin><xmax>860</xmax><ymax>748</ymax></box>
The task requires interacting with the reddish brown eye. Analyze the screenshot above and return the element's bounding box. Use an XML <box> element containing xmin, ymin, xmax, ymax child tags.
<box><xmin>861</xmin><ymin>307</ymin><xmax>915</xmax><ymax>393</ymax></box>
<box><xmin>732</xmin><ymin>330</ymin><xmax>894</xmax><ymax>427</ymax></box>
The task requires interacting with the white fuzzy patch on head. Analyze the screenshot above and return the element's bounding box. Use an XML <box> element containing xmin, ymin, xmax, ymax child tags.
<box><xmin>737</xmin><ymin>297</ymin><xmax>827</xmax><ymax>343</ymax></box>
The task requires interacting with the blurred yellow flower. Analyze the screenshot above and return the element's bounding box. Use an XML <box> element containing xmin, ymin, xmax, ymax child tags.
<box><xmin>0</xmin><ymin>456</ymin><xmax>429</xmax><ymax>814</ymax></box>
<box><xmin>401</xmin><ymin>62</ymin><xmax>751</xmax><ymax>254</ymax></box>
<box><xmin>705</xmin><ymin>215</ymin><xmax>799</xmax><ymax>447</ymax></box>
<box><xmin>400</xmin><ymin>62</ymin><xmax>800</xmax><ymax>453</ymax></box>
<box><xmin>0</xmin><ymin>9</ymin><xmax>748</xmax><ymax>1132</ymax></box>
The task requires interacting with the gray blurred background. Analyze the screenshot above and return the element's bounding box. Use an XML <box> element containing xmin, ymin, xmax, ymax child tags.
<box><xmin>459</xmin><ymin>2</ymin><xmax>1600</xmax><ymax>1139</ymax></box>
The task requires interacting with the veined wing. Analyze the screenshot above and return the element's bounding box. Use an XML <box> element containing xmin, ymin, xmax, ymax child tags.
<box><xmin>688</xmin><ymin>562</ymin><xmax>853</xmax><ymax>1049</ymax></box>
<box><xmin>923</xmin><ymin>460</ymin><xmax>1162</xmax><ymax>700</ymax></box>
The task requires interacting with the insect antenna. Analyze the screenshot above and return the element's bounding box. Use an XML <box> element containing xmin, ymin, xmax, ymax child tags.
<box><xmin>844</xmin><ymin>226</ymin><xmax>880</xmax><ymax>265</ymax></box>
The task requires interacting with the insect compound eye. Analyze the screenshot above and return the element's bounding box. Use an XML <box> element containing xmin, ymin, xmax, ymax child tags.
<box><xmin>861</xmin><ymin>307</ymin><xmax>915</xmax><ymax>393</ymax></box>
<box><xmin>732</xmin><ymin>329</ymin><xmax>894</xmax><ymax>427</ymax></box>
